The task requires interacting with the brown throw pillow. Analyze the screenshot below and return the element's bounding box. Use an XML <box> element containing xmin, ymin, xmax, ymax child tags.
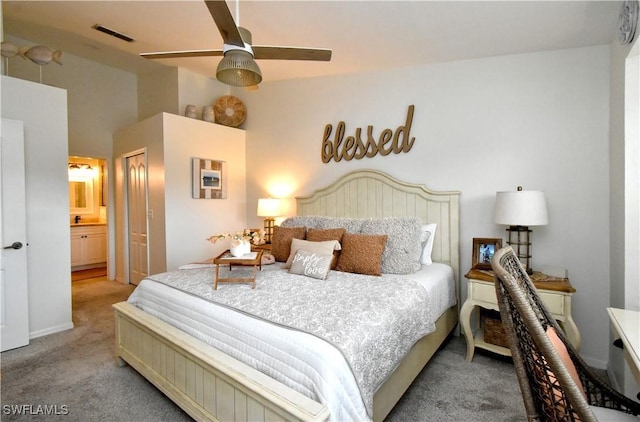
<box><xmin>307</xmin><ymin>227</ymin><xmax>346</xmax><ymax>269</ymax></box>
<box><xmin>335</xmin><ymin>233</ymin><xmax>388</xmax><ymax>276</ymax></box>
<box><xmin>271</xmin><ymin>226</ymin><xmax>306</xmax><ymax>262</ymax></box>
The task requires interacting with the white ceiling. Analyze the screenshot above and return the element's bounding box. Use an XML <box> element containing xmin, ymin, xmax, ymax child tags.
<box><xmin>2</xmin><ymin>1</ymin><xmax>622</xmax><ymax>84</ymax></box>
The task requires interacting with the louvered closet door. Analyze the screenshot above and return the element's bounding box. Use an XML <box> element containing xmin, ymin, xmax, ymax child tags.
<box><xmin>126</xmin><ymin>152</ymin><xmax>148</xmax><ymax>285</ymax></box>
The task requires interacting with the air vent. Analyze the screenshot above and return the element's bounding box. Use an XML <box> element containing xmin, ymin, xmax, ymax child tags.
<box><xmin>92</xmin><ymin>24</ymin><xmax>135</xmax><ymax>43</ymax></box>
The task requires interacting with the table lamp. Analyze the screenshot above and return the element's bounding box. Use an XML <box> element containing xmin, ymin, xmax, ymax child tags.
<box><xmin>257</xmin><ymin>198</ymin><xmax>281</xmax><ymax>244</ymax></box>
<box><xmin>493</xmin><ymin>186</ymin><xmax>548</xmax><ymax>274</ymax></box>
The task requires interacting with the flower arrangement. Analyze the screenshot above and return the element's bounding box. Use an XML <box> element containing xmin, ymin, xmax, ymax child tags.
<box><xmin>207</xmin><ymin>229</ymin><xmax>265</xmax><ymax>247</ymax></box>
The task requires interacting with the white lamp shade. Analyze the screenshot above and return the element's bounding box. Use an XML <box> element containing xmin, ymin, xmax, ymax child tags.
<box><xmin>257</xmin><ymin>198</ymin><xmax>281</xmax><ymax>218</ymax></box>
<box><xmin>494</xmin><ymin>190</ymin><xmax>549</xmax><ymax>226</ymax></box>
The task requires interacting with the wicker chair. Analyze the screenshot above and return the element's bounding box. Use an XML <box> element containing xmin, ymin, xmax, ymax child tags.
<box><xmin>491</xmin><ymin>246</ymin><xmax>640</xmax><ymax>421</ymax></box>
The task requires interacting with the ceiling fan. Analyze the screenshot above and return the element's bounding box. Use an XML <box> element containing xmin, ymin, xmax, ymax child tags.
<box><xmin>140</xmin><ymin>0</ymin><xmax>332</xmax><ymax>87</ymax></box>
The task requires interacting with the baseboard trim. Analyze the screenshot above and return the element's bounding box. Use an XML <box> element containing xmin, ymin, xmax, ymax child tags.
<box><xmin>29</xmin><ymin>322</ymin><xmax>74</xmax><ymax>339</ymax></box>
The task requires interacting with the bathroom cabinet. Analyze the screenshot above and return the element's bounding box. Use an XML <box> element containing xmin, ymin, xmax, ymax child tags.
<box><xmin>70</xmin><ymin>225</ymin><xmax>106</xmax><ymax>269</ymax></box>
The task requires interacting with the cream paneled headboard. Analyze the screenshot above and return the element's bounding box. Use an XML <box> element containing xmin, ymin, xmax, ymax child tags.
<box><xmin>295</xmin><ymin>169</ymin><xmax>461</xmax><ymax>284</ymax></box>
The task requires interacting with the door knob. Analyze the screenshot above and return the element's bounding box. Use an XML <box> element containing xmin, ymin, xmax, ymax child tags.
<box><xmin>3</xmin><ymin>241</ymin><xmax>23</xmax><ymax>250</ymax></box>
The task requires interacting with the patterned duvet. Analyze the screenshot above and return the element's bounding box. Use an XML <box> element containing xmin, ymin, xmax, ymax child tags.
<box><xmin>127</xmin><ymin>262</ymin><xmax>456</xmax><ymax>421</ymax></box>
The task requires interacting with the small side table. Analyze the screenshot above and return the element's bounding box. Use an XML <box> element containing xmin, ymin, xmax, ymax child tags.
<box><xmin>461</xmin><ymin>268</ymin><xmax>580</xmax><ymax>362</ymax></box>
<box><xmin>213</xmin><ymin>249</ymin><xmax>263</xmax><ymax>289</ymax></box>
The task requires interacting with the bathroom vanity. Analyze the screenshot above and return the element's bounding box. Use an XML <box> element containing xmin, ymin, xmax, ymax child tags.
<box><xmin>70</xmin><ymin>224</ymin><xmax>106</xmax><ymax>269</ymax></box>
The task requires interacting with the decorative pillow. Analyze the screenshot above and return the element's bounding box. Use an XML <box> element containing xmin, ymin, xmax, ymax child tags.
<box><xmin>284</xmin><ymin>238</ymin><xmax>341</xmax><ymax>269</ymax></box>
<box><xmin>361</xmin><ymin>217</ymin><xmax>422</xmax><ymax>274</ymax></box>
<box><xmin>545</xmin><ymin>326</ymin><xmax>586</xmax><ymax>398</ymax></box>
<box><xmin>271</xmin><ymin>226</ymin><xmax>306</xmax><ymax>262</ymax></box>
<box><xmin>534</xmin><ymin>326</ymin><xmax>586</xmax><ymax>419</ymax></box>
<box><xmin>335</xmin><ymin>233</ymin><xmax>387</xmax><ymax>276</ymax></box>
<box><xmin>281</xmin><ymin>216</ymin><xmax>364</xmax><ymax>233</ymax></box>
<box><xmin>306</xmin><ymin>227</ymin><xmax>346</xmax><ymax>269</ymax></box>
<box><xmin>420</xmin><ymin>223</ymin><xmax>437</xmax><ymax>265</ymax></box>
<box><xmin>289</xmin><ymin>249</ymin><xmax>333</xmax><ymax>280</ymax></box>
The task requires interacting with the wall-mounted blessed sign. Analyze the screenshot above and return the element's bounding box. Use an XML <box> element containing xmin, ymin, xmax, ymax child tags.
<box><xmin>321</xmin><ymin>105</ymin><xmax>415</xmax><ymax>163</ymax></box>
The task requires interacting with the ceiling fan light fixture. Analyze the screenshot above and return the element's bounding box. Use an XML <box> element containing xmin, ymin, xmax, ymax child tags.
<box><xmin>216</xmin><ymin>50</ymin><xmax>262</xmax><ymax>87</ymax></box>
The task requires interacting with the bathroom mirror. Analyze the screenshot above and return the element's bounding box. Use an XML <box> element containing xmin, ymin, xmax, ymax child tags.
<box><xmin>69</xmin><ymin>176</ymin><xmax>94</xmax><ymax>215</ymax></box>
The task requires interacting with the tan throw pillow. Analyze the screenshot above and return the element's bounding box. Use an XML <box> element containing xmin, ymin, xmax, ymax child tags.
<box><xmin>545</xmin><ymin>326</ymin><xmax>586</xmax><ymax>398</ymax></box>
<box><xmin>284</xmin><ymin>238</ymin><xmax>341</xmax><ymax>269</ymax></box>
<box><xmin>533</xmin><ymin>326</ymin><xmax>586</xmax><ymax>419</ymax></box>
<box><xmin>306</xmin><ymin>227</ymin><xmax>346</xmax><ymax>269</ymax></box>
<box><xmin>335</xmin><ymin>233</ymin><xmax>388</xmax><ymax>276</ymax></box>
<box><xmin>271</xmin><ymin>226</ymin><xmax>306</xmax><ymax>262</ymax></box>
<box><xmin>289</xmin><ymin>249</ymin><xmax>333</xmax><ymax>280</ymax></box>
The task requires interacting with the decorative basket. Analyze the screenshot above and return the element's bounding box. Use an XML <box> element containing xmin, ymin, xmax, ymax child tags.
<box><xmin>482</xmin><ymin>309</ymin><xmax>510</xmax><ymax>348</ymax></box>
<box><xmin>213</xmin><ymin>95</ymin><xmax>247</xmax><ymax>127</ymax></box>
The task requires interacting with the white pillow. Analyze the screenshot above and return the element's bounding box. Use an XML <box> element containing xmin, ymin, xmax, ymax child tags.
<box><xmin>420</xmin><ymin>224</ymin><xmax>437</xmax><ymax>265</ymax></box>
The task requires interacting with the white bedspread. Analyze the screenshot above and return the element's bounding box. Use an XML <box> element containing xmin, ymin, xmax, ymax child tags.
<box><xmin>127</xmin><ymin>262</ymin><xmax>456</xmax><ymax>422</ymax></box>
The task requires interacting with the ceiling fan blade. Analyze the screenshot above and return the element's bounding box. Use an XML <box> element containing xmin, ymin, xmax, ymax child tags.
<box><xmin>205</xmin><ymin>0</ymin><xmax>244</xmax><ymax>47</ymax></box>
<box><xmin>141</xmin><ymin>49</ymin><xmax>224</xmax><ymax>59</ymax></box>
<box><xmin>253</xmin><ymin>46</ymin><xmax>332</xmax><ymax>61</ymax></box>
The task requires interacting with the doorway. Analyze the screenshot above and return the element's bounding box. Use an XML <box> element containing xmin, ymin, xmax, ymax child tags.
<box><xmin>69</xmin><ymin>156</ymin><xmax>108</xmax><ymax>280</ymax></box>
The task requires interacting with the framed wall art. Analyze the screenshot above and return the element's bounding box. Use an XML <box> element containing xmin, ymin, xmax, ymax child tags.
<box><xmin>192</xmin><ymin>158</ymin><xmax>227</xmax><ymax>199</ymax></box>
<box><xmin>472</xmin><ymin>238</ymin><xmax>502</xmax><ymax>270</ymax></box>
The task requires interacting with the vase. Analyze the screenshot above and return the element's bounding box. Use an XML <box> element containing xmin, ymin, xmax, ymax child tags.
<box><xmin>202</xmin><ymin>105</ymin><xmax>214</xmax><ymax>122</ymax></box>
<box><xmin>230</xmin><ymin>241</ymin><xmax>251</xmax><ymax>257</ymax></box>
<box><xmin>184</xmin><ymin>104</ymin><xmax>197</xmax><ymax>119</ymax></box>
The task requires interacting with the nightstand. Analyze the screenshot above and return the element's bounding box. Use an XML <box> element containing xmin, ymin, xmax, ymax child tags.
<box><xmin>460</xmin><ymin>268</ymin><xmax>580</xmax><ymax>362</ymax></box>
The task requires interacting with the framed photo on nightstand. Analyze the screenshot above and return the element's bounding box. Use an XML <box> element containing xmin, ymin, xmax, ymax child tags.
<box><xmin>472</xmin><ymin>238</ymin><xmax>502</xmax><ymax>270</ymax></box>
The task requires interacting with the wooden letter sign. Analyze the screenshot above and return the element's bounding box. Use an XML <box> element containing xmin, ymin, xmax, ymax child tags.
<box><xmin>321</xmin><ymin>105</ymin><xmax>415</xmax><ymax>163</ymax></box>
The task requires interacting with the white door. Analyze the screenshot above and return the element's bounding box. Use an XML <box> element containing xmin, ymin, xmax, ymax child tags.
<box><xmin>127</xmin><ymin>152</ymin><xmax>148</xmax><ymax>285</ymax></box>
<box><xmin>0</xmin><ymin>119</ymin><xmax>29</xmax><ymax>351</ymax></box>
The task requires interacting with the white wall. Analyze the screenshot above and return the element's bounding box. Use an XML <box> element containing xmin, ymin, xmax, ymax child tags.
<box><xmin>138</xmin><ymin>67</ymin><xmax>180</xmax><ymax>122</ymax></box>
<box><xmin>163</xmin><ymin>113</ymin><xmax>246</xmax><ymax>270</ymax></box>
<box><xmin>137</xmin><ymin>67</ymin><xmax>231</xmax><ymax>123</ymax></box>
<box><xmin>3</xmin><ymin>35</ymin><xmax>138</xmax><ymax>159</ymax></box>
<box><xmin>113</xmin><ymin>113</ymin><xmax>166</xmax><ymax>281</ymax></box>
<box><xmin>1</xmin><ymin>76</ymin><xmax>73</xmax><ymax>338</ymax></box>
<box><xmin>177</xmin><ymin>67</ymin><xmax>231</xmax><ymax>122</ymax></box>
<box><xmin>4</xmin><ymin>34</ymin><xmax>138</xmax><ymax>281</ymax></box>
<box><xmin>238</xmin><ymin>45</ymin><xmax>612</xmax><ymax>366</ymax></box>
<box><xmin>113</xmin><ymin>113</ymin><xmax>247</xmax><ymax>280</ymax></box>
<box><xmin>609</xmin><ymin>35</ymin><xmax>640</xmax><ymax>398</ymax></box>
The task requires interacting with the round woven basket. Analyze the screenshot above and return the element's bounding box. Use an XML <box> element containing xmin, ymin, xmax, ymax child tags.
<box><xmin>213</xmin><ymin>95</ymin><xmax>247</xmax><ymax>127</ymax></box>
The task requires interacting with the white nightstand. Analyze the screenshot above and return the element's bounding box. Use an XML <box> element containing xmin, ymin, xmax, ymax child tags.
<box><xmin>460</xmin><ymin>268</ymin><xmax>580</xmax><ymax>362</ymax></box>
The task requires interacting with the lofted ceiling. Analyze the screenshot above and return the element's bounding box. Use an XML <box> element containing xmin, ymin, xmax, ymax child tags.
<box><xmin>2</xmin><ymin>1</ymin><xmax>622</xmax><ymax>84</ymax></box>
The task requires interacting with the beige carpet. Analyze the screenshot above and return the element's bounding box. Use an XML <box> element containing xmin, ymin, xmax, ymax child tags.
<box><xmin>0</xmin><ymin>277</ymin><xmax>192</xmax><ymax>421</ymax></box>
<box><xmin>1</xmin><ymin>277</ymin><xmax>526</xmax><ymax>421</ymax></box>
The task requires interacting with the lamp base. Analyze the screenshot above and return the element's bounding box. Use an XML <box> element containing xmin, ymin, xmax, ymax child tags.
<box><xmin>506</xmin><ymin>225</ymin><xmax>534</xmax><ymax>274</ymax></box>
<box><xmin>263</xmin><ymin>217</ymin><xmax>275</xmax><ymax>244</ymax></box>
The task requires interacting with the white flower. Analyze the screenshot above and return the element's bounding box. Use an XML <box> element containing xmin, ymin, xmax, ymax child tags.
<box><xmin>207</xmin><ymin>229</ymin><xmax>265</xmax><ymax>246</ymax></box>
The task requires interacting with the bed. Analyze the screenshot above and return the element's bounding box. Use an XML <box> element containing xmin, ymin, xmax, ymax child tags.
<box><xmin>113</xmin><ymin>169</ymin><xmax>460</xmax><ymax>422</ymax></box>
